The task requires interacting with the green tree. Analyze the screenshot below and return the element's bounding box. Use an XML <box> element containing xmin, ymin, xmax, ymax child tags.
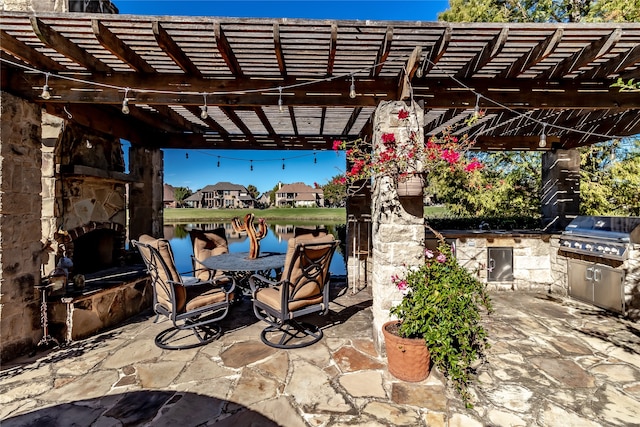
<box><xmin>580</xmin><ymin>139</ymin><xmax>640</xmax><ymax>216</ymax></box>
<box><xmin>322</xmin><ymin>176</ymin><xmax>347</xmax><ymax>207</ymax></box>
<box><xmin>269</xmin><ymin>183</ymin><xmax>280</xmax><ymax>205</ymax></box>
<box><xmin>173</xmin><ymin>186</ymin><xmax>192</xmax><ymax>208</ymax></box>
<box><xmin>247</xmin><ymin>184</ymin><xmax>259</xmax><ymax>199</ymax></box>
<box><xmin>439</xmin><ymin>0</ymin><xmax>639</xmax><ymax>23</ymax></box>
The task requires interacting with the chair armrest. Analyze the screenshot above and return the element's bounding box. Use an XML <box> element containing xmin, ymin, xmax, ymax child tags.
<box><xmin>212</xmin><ymin>275</ymin><xmax>236</xmax><ymax>294</ymax></box>
<box><xmin>248</xmin><ymin>273</ymin><xmax>280</xmax><ymax>293</ymax></box>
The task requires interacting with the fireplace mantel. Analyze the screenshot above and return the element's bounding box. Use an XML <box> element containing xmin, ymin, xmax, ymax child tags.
<box><xmin>59</xmin><ymin>165</ymin><xmax>138</xmax><ymax>184</ymax></box>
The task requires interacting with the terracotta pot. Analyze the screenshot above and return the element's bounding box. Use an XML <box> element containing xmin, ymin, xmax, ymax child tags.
<box><xmin>396</xmin><ymin>174</ymin><xmax>424</xmax><ymax>198</ymax></box>
<box><xmin>382</xmin><ymin>320</ymin><xmax>431</xmax><ymax>382</ymax></box>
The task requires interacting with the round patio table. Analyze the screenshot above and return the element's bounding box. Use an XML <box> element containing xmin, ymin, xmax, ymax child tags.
<box><xmin>197</xmin><ymin>251</ymin><xmax>286</xmax><ymax>290</ymax></box>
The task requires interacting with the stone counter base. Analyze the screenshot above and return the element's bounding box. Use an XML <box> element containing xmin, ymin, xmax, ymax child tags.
<box><xmin>48</xmin><ymin>276</ymin><xmax>152</xmax><ymax>343</ymax></box>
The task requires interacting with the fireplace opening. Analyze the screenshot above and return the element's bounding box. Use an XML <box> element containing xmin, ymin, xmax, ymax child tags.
<box><xmin>72</xmin><ymin>228</ymin><xmax>120</xmax><ymax>274</ymax></box>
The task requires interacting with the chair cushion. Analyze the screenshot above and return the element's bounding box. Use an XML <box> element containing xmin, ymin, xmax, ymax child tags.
<box><xmin>256</xmin><ymin>286</ymin><xmax>323</xmax><ymax>312</ymax></box>
<box><xmin>185</xmin><ymin>285</ymin><xmax>227</xmax><ymax>311</ymax></box>
<box><xmin>138</xmin><ymin>234</ymin><xmax>187</xmax><ymax>312</ymax></box>
<box><xmin>190</xmin><ymin>228</ymin><xmax>229</xmax><ymax>281</ymax></box>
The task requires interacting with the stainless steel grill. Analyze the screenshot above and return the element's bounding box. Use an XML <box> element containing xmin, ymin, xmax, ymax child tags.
<box><xmin>560</xmin><ymin>216</ymin><xmax>640</xmax><ymax>261</ymax></box>
<box><xmin>560</xmin><ymin>216</ymin><xmax>640</xmax><ymax>317</ymax></box>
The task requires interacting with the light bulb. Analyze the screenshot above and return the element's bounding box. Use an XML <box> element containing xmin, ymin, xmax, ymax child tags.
<box><xmin>278</xmin><ymin>97</ymin><xmax>284</xmax><ymax>113</ymax></box>
<box><xmin>539</xmin><ymin>132</ymin><xmax>547</xmax><ymax>148</ymax></box>
<box><xmin>121</xmin><ymin>98</ymin><xmax>130</xmax><ymax>115</ymax></box>
<box><xmin>200</xmin><ymin>106</ymin><xmax>208</xmax><ymax>120</ymax></box>
<box><xmin>349</xmin><ymin>76</ymin><xmax>356</xmax><ymax>99</ymax></box>
<box><xmin>41</xmin><ymin>84</ymin><xmax>51</xmax><ymax>100</ymax></box>
<box><xmin>415</xmin><ymin>65</ymin><xmax>423</xmax><ymax>79</ymax></box>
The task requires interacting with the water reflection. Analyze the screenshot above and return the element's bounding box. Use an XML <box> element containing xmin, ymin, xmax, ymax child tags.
<box><xmin>164</xmin><ymin>222</ymin><xmax>347</xmax><ymax>276</ymax></box>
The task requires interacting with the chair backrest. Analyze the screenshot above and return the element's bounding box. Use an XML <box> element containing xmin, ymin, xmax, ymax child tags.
<box><xmin>281</xmin><ymin>234</ymin><xmax>337</xmax><ymax>309</ymax></box>
<box><xmin>294</xmin><ymin>226</ymin><xmax>328</xmax><ymax>238</ymax></box>
<box><xmin>189</xmin><ymin>228</ymin><xmax>229</xmax><ymax>280</ymax></box>
<box><xmin>134</xmin><ymin>234</ymin><xmax>187</xmax><ymax>313</ymax></box>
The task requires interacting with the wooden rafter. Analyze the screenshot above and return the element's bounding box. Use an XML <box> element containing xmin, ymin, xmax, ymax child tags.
<box><xmin>423</xmin><ymin>27</ymin><xmax>451</xmax><ymax>75</ymax></box>
<box><xmin>590</xmin><ymin>43</ymin><xmax>640</xmax><ymax>78</ymax></box>
<box><xmin>214</xmin><ymin>22</ymin><xmax>243</xmax><ymax>76</ymax></box>
<box><xmin>0</xmin><ymin>30</ymin><xmax>66</xmax><ymax>71</ymax></box>
<box><xmin>326</xmin><ymin>23</ymin><xmax>338</xmax><ymax>76</ymax></box>
<box><xmin>456</xmin><ymin>27</ymin><xmax>509</xmax><ymax>79</ymax></box>
<box><xmin>219</xmin><ymin>106</ymin><xmax>256</xmax><ymax>144</ymax></box>
<box><xmin>504</xmin><ymin>28</ymin><xmax>563</xmax><ymax>78</ymax></box>
<box><xmin>184</xmin><ymin>105</ymin><xmax>231</xmax><ymax>141</ymax></box>
<box><xmin>342</xmin><ymin>107</ymin><xmax>362</xmax><ymax>136</ymax></box>
<box><xmin>30</xmin><ymin>17</ymin><xmax>112</xmax><ymax>72</ymax></box>
<box><xmin>92</xmin><ymin>19</ymin><xmax>155</xmax><ymax>73</ymax></box>
<box><xmin>152</xmin><ymin>21</ymin><xmax>201</xmax><ymax>76</ymax></box>
<box><xmin>253</xmin><ymin>107</ymin><xmax>284</xmax><ymax>146</ymax></box>
<box><xmin>273</xmin><ymin>23</ymin><xmax>286</xmax><ymax>77</ymax></box>
<box><xmin>372</xmin><ymin>26</ymin><xmax>393</xmax><ymax>77</ymax></box>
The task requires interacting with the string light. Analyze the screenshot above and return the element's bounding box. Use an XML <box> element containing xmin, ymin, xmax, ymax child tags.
<box><xmin>1</xmin><ymin>53</ymin><xmax>628</xmax><ymax>144</ymax></box>
<box><xmin>41</xmin><ymin>73</ymin><xmax>51</xmax><ymax>100</ymax></box>
<box><xmin>217</xmin><ymin>156</ymin><xmax>220</xmax><ymax>167</ymax></box>
<box><xmin>282</xmin><ymin>158</ymin><xmax>285</xmax><ymax>170</ymax></box>
<box><xmin>539</xmin><ymin>123</ymin><xmax>547</xmax><ymax>148</ymax></box>
<box><xmin>278</xmin><ymin>86</ymin><xmax>284</xmax><ymax>113</ymax></box>
<box><xmin>200</xmin><ymin>93</ymin><xmax>208</xmax><ymax>120</ymax></box>
<box><xmin>186</xmin><ymin>152</ymin><xmax>189</xmax><ymax>159</ymax></box>
<box><xmin>313</xmin><ymin>151</ymin><xmax>317</xmax><ymax>164</ymax></box>
<box><xmin>250</xmin><ymin>160</ymin><xmax>253</xmax><ymax>171</ymax></box>
<box><xmin>349</xmin><ymin>76</ymin><xmax>357</xmax><ymax>99</ymax></box>
<box><xmin>473</xmin><ymin>93</ymin><xmax>481</xmax><ymax>118</ymax></box>
<box><xmin>121</xmin><ymin>88</ymin><xmax>130</xmax><ymax>115</ymax></box>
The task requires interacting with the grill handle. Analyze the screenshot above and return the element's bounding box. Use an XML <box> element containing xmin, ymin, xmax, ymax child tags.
<box><xmin>586</xmin><ymin>267</ymin><xmax>594</xmax><ymax>281</ymax></box>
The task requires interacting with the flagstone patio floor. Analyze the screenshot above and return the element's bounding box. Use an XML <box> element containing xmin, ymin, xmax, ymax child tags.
<box><xmin>1</xmin><ymin>281</ymin><xmax>639</xmax><ymax>426</ymax></box>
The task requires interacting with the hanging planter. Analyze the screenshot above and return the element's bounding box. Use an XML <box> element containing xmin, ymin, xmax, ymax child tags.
<box><xmin>382</xmin><ymin>320</ymin><xmax>431</xmax><ymax>382</ymax></box>
<box><xmin>396</xmin><ymin>173</ymin><xmax>424</xmax><ymax>198</ymax></box>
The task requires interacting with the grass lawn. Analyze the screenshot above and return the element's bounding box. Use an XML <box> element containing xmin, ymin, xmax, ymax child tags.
<box><xmin>165</xmin><ymin>205</ymin><xmax>450</xmax><ymax>223</ymax></box>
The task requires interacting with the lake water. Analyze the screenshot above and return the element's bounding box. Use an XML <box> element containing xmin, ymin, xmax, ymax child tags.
<box><xmin>164</xmin><ymin>222</ymin><xmax>346</xmax><ymax>276</ymax></box>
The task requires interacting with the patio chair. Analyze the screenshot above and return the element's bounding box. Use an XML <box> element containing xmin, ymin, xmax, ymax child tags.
<box><xmin>249</xmin><ymin>233</ymin><xmax>338</xmax><ymax>349</ymax></box>
<box><xmin>189</xmin><ymin>228</ymin><xmax>229</xmax><ymax>281</ymax></box>
<box><xmin>132</xmin><ymin>234</ymin><xmax>235</xmax><ymax>350</ymax></box>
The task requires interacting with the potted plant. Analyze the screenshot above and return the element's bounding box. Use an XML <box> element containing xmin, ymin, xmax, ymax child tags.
<box><xmin>386</xmin><ymin>226</ymin><xmax>493</xmax><ymax>407</ymax></box>
<box><xmin>332</xmin><ymin>107</ymin><xmax>484</xmax><ymax>195</ymax></box>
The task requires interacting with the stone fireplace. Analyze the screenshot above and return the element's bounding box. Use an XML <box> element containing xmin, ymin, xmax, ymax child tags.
<box><xmin>45</xmin><ymin>122</ymin><xmax>129</xmax><ymax>277</ymax></box>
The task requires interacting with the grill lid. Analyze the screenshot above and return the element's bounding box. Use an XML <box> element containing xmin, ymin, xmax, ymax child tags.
<box><xmin>563</xmin><ymin>216</ymin><xmax>640</xmax><ymax>243</ymax></box>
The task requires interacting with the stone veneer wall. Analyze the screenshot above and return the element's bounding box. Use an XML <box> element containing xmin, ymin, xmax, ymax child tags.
<box><xmin>623</xmin><ymin>246</ymin><xmax>640</xmax><ymax>320</ymax></box>
<box><xmin>371</xmin><ymin>100</ymin><xmax>425</xmax><ymax>353</ymax></box>
<box><xmin>451</xmin><ymin>235</ymin><xmax>554</xmax><ymax>292</ymax></box>
<box><xmin>1</xmin><ymin>0</ymin><xmax>68</xmax><ymax>12</ymax></box>
<box><xmin>0</xmin><ymin>92</ymin><xmax>44</xmax><ymax>362</ymax></box>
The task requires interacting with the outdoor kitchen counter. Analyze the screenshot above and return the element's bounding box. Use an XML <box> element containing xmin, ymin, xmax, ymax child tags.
<box><xmin>427</xmin><ymin>229</ymin><xmax>556</xmax><ymax>240</ymax></box>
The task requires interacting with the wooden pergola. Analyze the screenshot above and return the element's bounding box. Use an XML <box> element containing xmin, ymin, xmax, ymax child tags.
<box><xmin>1</xmin><ymin>11</ymin><xmax>639</xmax><ymax>151</ymax></box>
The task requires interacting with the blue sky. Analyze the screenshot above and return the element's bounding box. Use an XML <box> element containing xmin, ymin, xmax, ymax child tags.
<box><xmin>117</xmin><ymin>1</ymin><xmax>450</xmax><ymax>194</ymax></box>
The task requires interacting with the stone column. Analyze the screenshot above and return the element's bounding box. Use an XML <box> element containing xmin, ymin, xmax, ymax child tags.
<box><xmin>129</xmin><ymin>147</ymin><xmax>164</xmax><ymax>240</ymax></box>
<box><xmin>41</xmin><ymin>113</ymin><xmax>64</xmax><ymax>275</ymax></box>
<box><xmin>541</xmin><ymin>149</ymin><xmax>580</xmax><ymax>231</ymax></box>
<box><xmin>0</xmin><ymin>92</ymin><xmax>45</xmax><ymax>362</ymax></box>
<box><xmin>371</xmin><ymin>100</ymin><xmax>425</xmax><ymax>353</ymax></box>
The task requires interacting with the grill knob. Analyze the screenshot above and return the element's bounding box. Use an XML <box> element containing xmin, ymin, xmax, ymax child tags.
<box><xmin>573</xmin><ymin>242</ymin><xmax>581</xmax><ymax>248</ymax></box>
<box><xmin>585</xmin><ymin>244</ymin><xmax>593</xmax><ymax>250</ymax></box>
<box><xmin>597</xmin><ymin>245</ymin><xmax>604</xmax><ymax>252</ymax></box>
<box><xmin>563</xmin><ymin>241</ymin><xmax>572</xmax><ymax>247</ymax></box>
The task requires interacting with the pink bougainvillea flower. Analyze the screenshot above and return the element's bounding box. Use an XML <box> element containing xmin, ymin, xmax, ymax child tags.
<box><xmin>396</xmin><ymin>280</ymin><xmax>408</xmax><ymax>291</ymax></box>
<box><xmin>381</xmin><ymin>132</ymin><xmax>396</xmax><ymax>145</ymax></box>
<box><xmin>398</xmin><ymin>109</ymin><xmax>410</xmax><ymax>119</ymax></box>
<box><xmin>464</xmin><ymin>160</ymin><xmax>483</xmax><ymax>172</ymax></box>
<box><xmin>442</xmin><ymin>149</ymin><xmax>460</xmax><ymax>164</ymax></box>
<box><xmin>332</xmin><ymin>139</ymin><xmax>342</xmax><ymax>150</ymax></box>
<box><xmin>436</xmin><ymin>253</ymin><xmax>447</xmax><ymax>263</ymax></box>
<box><xmin>425</xmin><ymin>249</ymin><xmax>434</xmax><ymax>259</ymax></box>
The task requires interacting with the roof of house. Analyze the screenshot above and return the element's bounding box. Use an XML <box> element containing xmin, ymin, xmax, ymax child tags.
<box><xmin>278</xmin><ymin>182</ymin><xmax>323</xmax><ymax>194</ymax></box>
<box><xmin>200</xmin><ymin>182</ymin><xmax>248</xmax><ymax>192</ymax></box>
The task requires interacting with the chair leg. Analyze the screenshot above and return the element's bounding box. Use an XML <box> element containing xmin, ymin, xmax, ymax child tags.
<box><xmin>155</xmin><ymin>323</ymin><xmax>222</xmax><ymax>350</ymax></box>
<box><xmin>260</xmin><ymin>319</ymin><xmax>323</xmax><ymax>349</ymax></box>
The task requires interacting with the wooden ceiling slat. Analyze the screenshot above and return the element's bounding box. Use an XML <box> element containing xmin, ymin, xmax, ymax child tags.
<box><xmin>456</xmin><ymin>27</ymin><xmax>508</xmax><ymax>79</ymax></box>
<box><xmin>542</xmin><ymin>28</ymin><xmax>622</xmax><ymax>79</ymax></box>
<box><xmin>253</xmin><ymin>106</ymin><xmax>284</xmax><ymax>146</ymax></box>
<box><xmin>220</xmin><ymin>106</ymin><xmax>256</xmax><ymax>143</ymax></box>
<box><xmin>91</xmin><ymin>19</ymin><xmax>155</xmax><ymax>73</ymax></box>
<box><xmin>30</xmin><ymin>16</ymin><xmax>112</xmax><ymax>72</ymax></box>
<box><xmin>341</xmin><ymin>107</ymin><xmax>362</xmax><ymax>136</ymax></box>
<box><xmin>0</xmin><ymin>29</ymin><xmax>67</xmax><ymax>71</ymax></box>
<box><xmin>184</xmin><ymin>105</ymin><xmax>231</xmax><ymax>142</ymax></box>
<box><xmin>152</xmin><ymin>21</ymin><xmax>202</xmax><ymax>76</ymax></box>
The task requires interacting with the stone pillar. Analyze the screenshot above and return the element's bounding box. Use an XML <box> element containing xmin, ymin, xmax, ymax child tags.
<box><xmin>0</xmin><ymin>92</ymin><xmax>45</xmax><ymax>362</ymax></box>
<box><xmin>129</xmin><ymin>146</ymin><xmax>164</xmax><ymax>240</ymax></box>
<box><xmin>2</xmin><ymin>0</ymin><xmax>68</xmax><ymax>12</ymax></box>
<box><xmin>541</xmin><ymin>149</ymin><xmax>580</xmax><ymax>231</ymax></box>
<box><xmin>371</xmin><ymin>100</ymin><xmax>425</xmax><ymax>353</ymax></box>
<box><xmin>41</xmin><ymin>113</ymin><xmax>64</xmax><ymax>275</ymax></box>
